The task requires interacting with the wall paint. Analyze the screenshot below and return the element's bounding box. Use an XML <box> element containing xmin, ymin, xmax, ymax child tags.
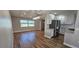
<box><xmin>0</xmin><ymin>10</ymin><xmax>13</xmax><ymax>48</ymax></box>
<box><xmin>11</xmin><ymin>17</ymin><xmax>41</xmax><ymax>32</ymax></box>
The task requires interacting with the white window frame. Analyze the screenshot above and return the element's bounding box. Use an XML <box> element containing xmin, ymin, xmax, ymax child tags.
<box><xmin>20</xmin><ymin>20</ymin><xmax>35</xmax><ymax>27</ymax></box>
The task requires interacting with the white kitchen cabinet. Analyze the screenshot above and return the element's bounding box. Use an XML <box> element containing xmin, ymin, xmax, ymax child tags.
<box><xmin>57</xmin><ymin>14</ymin><xmax>75</xmax><ymax>24</ymax></box>
<box><xmin>75</xmin><ymin>11</ymin><xmax>79</xmax><ymax>28</ymax></box>
<box><xmin>46</xmin><ymin>19</ymin><xmax>52</xmax><ymax>24</ymax></box>
<box><xmin>46</xmin><ymin>14</ymin><xmax>55</xmax><ymax>24</ymax></box>
<box><xmin>64</xmin><ymin>15</ymin><xmax>75</xmax><ymax>24</ymax></box>
<box><xmin>64</xmin><ymin>11</ymin><xmax>79</xmax><ymax>48</ymax></box>
<box><xmin>60</xmin><ymin>25</ymin><xmax>65</xmax><ymax>34</ymax></box>
<box><xmin>64</xmin><ymin>32</ymin><xmax>75</xmax><ymax>47</ymax></box>
<box><xmin>44</xmin><ymin>29</ymin><xmax>54</xmax><ymax>39</ymax></box>
<box><xmin>64</xmin><ymin>30</ymin><xmax>79</xmax><ymax>48</ymax></box>
<box><xmin>44</xmin><ymin>14</ymin><xmax>55</xmax><ymax>39</ymax></box>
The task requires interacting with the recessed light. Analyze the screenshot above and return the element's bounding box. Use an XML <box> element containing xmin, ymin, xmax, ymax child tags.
<box><xmin>54</xmin><ymin>13</ymin><xmax>57</xmax><ymax>14</ymax></box>
<box><xmin>33</xmin><ymin>16</ymin><xmax>40</xmax><ymax>20</ymax></box>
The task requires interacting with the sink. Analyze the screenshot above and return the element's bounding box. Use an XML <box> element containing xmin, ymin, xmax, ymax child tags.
<box><xmin>68</xmin><ymin>28</ymin><xmax>75</xmax><ymax>31</ymax></box>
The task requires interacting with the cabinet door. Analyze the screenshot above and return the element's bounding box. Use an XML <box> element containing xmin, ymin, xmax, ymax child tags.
<box><xmin>56</xmin><ymin>15</ymin><xmax>65</xmax><ymax>24</ymax></box>
<box><xmin>75</xmin><ymin>11</ymin><xmax>79</xmax><ymax>28</ymax></box>
<box><xmin>64</xmin><ymin>32</ymin><xmax>79</xmax><ymax>47</ymax></box>
<box><xmin>65</xmin><ymin>15</ymin><xmax>74</xmax><ymax>24</ymax></box>
<box><xmin>64</xmin><ymin>33</ymin><xmax>73</xmax><ymax>44</ymax></box>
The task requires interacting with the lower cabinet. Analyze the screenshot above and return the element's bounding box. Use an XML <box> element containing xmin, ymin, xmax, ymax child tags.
<box><xmin>64</xmin><ymin>32</ymin><xmax>79</xmax><ymax>48</ymax></box>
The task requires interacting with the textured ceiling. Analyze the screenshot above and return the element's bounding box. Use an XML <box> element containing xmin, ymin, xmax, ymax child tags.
<box><xmin>10</xmin><ymin>10</ymin><xmax>77</xmax><ymax>19</ymax></box>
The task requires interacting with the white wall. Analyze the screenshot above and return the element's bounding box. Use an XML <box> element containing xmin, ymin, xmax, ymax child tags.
<box><xmin>0</xmin><ymin>10</ymin><xmax>13</xmax><ymax>48</ymax></box>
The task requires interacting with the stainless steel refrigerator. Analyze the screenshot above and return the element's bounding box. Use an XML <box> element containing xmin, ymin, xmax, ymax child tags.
<box><xmin>49</xmin><ymin>20</ymin><xmax>61</xmax><ymax>37</ymax></box>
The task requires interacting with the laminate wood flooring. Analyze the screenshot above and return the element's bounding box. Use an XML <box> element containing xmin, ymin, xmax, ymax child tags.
<box><xmin>13</xmin><ymin>31</ymin><xmax>69</xmax><ymax>48</ymax></box>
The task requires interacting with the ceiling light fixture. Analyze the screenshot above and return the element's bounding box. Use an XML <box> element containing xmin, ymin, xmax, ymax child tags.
<box><xmin>54</xmin><ymin>13</ymin><xmax>57</xmax><ymax>14</ymax></box>
<box><xmin>33</xmin><ymin>16</ymin><xmax>40</xmax><ymax>20</ymax></box>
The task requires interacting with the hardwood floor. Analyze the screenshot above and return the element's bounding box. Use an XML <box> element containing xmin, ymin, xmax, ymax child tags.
<box><xmin>13</xmin><ymin>31</ymin><xmax>69</xmax><ymax>48</ymax></box>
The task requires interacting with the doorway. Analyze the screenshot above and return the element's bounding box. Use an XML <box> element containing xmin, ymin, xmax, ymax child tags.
<box><xmin>41</xmin><ymin>20</ymin><xmax>45</xmax><ymax>31</ymax></box>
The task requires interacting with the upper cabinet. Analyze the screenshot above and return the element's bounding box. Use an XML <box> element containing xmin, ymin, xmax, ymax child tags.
<box><xmin>56</xmin><ymin>14</ymin><xmax>75</xmax><ymax>24</ymax></box>
<box><xmin>56</xmin><ymin>15</ymin><xmax>65</xmax><ymax>24</ymax></box>
<box><xmin>64</xmin><ymin>14</ymin><xmax>75</xmax><ymax>24</ymax></box>
<box><xmin>75</xmin><ymin>11</ymin><xmax>79</xmax><ymax>28</ymax></box>
<box><xmin>45</xmin><ymin>13</ymin><xmax>75</xmax><ymax>25</ymax></box>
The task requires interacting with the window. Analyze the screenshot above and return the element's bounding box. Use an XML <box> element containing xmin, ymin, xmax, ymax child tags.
<box><xmin>20</xmin><ymin>20</ymin><xmax>35</xmax><ymax>27</ymax></box>
<box><xmin>28</xmin><ymin>20</ymin><xmax>35</xmax><ymax>26</ymax></box>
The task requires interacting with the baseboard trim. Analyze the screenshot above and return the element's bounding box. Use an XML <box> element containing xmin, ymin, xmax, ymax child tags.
<box><xmin>44</xmin><ymin>35</ymin><xmax>52</xmax><ymax>39</ymax></box>
<box><xmin>64</xmin><ymin>42</ymin><xmax>77</xmax><ymax>48</ymax></box>
<box><xmin>13</xmin><ymin>30</ymin><xmax>29</xmax><ymax>33</ymax></box>
<box><xmin>13</xmin><ymin>30</ymin><xmax>40</xmax><ymax>33</ymax></box>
